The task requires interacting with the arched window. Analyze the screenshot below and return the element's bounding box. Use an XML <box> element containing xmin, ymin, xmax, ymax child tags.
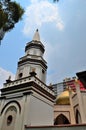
<box><xmin>1</xmin><ymin>106</ymin><xmax>17</xmax><ymax>130</ymax></box>
<box><xmin>7</xmin><ymin>115</ymin><xmax>13</xmax><ymax>125</ymax></box>
<box><xmin>19</xmin><ymin>73</ymin><xmax>23</xmax><ymax>78</ymax></box>
<box><xmin>54</xmin><ymin>114</ymin><xmax>70</xmax><ymax>125</ymax></box>
<box><xmin>76</xmin><ymin>109</ymin><xmax>81</xmax><ymax>124</ymax></box>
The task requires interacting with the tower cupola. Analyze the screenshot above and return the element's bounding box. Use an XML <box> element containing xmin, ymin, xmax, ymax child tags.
<box><xmin>15</xmin><ymin>29</ymin><xmax>47</xmax><ymax>83</ymax></box>
<box><xmin>25</xmin><ymin>29</ymin><xmax>45</xmax><ymax>56</ymax></box>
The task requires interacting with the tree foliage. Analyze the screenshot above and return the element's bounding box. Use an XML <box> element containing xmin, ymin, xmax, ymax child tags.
<box><xmin>0</xmin><ymin>0</ymin><xmax>24</xmax><ymax>42</ymax></box>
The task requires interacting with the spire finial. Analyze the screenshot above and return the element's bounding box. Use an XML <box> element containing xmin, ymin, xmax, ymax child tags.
<box><xmin>33</xmin><ymin>29</ymin><xmax>40</xmax><ymax>41</ymax></box>
<box><xmin>36</xmin><ymin>29</ymin><xmax>38</xmax><ymax>32</ymax></box>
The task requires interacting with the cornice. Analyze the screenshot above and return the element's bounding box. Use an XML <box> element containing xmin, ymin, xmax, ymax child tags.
<box><xmin>25</xmin><ymin>41</ymin><xmax>45</xmax><ymax>53</ymax></box>
<box><xmin>18</xmin><ymin>58</ymin><xmax>47</xmax><ymax>69</ymax></box>
<box><xmin>1</xmin><ymin>77</ymin><xmax>55</xmax><ymax>102</ymax></box>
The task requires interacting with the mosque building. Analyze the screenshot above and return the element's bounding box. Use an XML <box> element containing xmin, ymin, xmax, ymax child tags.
<box><xmin>0</xmin><ymin>30</ymin><xmax>86</xmax><ymax>130</ymax></box>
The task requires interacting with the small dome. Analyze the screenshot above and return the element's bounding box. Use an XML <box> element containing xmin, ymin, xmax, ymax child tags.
<box><xmin>56</xmin><ymin>90</ymin><xmax>74</xmax><ymax>105</ymax></box>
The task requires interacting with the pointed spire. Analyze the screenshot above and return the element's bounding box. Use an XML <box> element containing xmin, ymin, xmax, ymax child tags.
<box><xmin>33</xmin><ymin>29</ymin><xmax>40</xmax><ymax>41</ymax></box>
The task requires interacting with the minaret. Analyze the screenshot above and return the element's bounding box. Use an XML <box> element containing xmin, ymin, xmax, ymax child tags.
<box><xmin>15</xmin><ymin>29</ymin><xmax>47</xmax><ymax>83</ymax></box>
<box><xmin>1</xmin><ymin>28</ymin><xmax>86</xmax><ymax>130</ymax></box>
<box><xmin>0</xmin><ymin>29</ymin><xmax>55</xmax><ymax>130</ymax></box>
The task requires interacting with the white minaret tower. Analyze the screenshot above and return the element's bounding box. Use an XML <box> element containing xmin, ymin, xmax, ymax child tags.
<box><xmin>15</xmin><ymin>29</ymin><xmax>47</xmax><ymax>83</ymax></box>
<box><xmin>0</xmin><ymin>29</ymin><xmax>55</xmax><ymax>130</ymax></box>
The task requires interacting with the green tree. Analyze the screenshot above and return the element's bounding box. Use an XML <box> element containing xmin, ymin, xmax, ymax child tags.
<box><xmin>0</xmin><ymin>0</ymin><xmax>24</xmax><ymax>43</ymax></box>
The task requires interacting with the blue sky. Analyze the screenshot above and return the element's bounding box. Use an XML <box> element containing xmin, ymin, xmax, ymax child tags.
<box><xmin>0</xmin><ymin>0</ymin><xmax>86</xmax><ymax>87</ymax></box>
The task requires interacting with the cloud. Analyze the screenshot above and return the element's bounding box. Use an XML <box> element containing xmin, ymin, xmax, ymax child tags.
<box><xmin>22</xmin><ymin>0</ymin><xmax>86</xmax><ymax>84</ymax></box>
<box><xmin>0</xmin><ymin>67</ymin><xmax>15</xmax><ymax>88</ymax></box>
<box><xmin>23</xmin><ymin>0</ymin><xmax>64</xmax><ymax>36</ymax></box>
<box><xmin>56</xmin><ymin>21</ymin><xmax>64</xmax><ymax>31</ymax></box>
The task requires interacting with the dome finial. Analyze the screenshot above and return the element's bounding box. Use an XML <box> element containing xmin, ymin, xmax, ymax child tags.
<box><xmin>33</xmin><ymin>29</ymin><xmax>40</xmax><ymax>41</ymax></box>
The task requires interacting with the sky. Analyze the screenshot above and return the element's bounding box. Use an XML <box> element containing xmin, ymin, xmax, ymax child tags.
<box><xmin>0</xmin><ymin>0</ymin><xmax>86</xmax><ymax>87</ymax></box>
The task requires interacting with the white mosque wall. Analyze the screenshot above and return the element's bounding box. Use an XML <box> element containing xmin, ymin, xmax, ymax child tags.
<box><xmin>28</xmin><ymin>94</ymin><xmax>54</xmax><ymax>126</ymax></box>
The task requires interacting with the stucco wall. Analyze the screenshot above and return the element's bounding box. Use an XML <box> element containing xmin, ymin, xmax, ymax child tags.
<box><xmin>28</xmin><ymin>94</ymin><xmax>54</xmax><ymax>126</ymax></box>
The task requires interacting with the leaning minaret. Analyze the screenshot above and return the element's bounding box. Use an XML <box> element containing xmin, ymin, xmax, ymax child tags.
<box><xmin>15</xmin><ymin>29</ymin><xmax>47</xmax><ymax>83</ymax></box>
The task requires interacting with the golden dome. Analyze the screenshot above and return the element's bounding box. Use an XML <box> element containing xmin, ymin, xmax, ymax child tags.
<box><xmin>56</xmin><ymin>90</ymin><xmax>74</xmax><ymax>105</ymax></box>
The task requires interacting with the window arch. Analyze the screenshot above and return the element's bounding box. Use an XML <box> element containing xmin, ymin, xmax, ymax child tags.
<box><xmin>54</xmin><ymin>114</ymin><xmax>70</xmax><ymax>125</ymax></box>
<box><xmin>1</xmin><ymin>106</ymin><xmax>17</xmax><ymax>130</ymax></box>
<box><xmin>1</xmin><ymin>100</ymin><xmax>21</xmax><ymax>115</ymax></box>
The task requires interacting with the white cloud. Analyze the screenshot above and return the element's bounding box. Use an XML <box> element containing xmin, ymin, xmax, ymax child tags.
<box><xmin>56</xmin><ymin>21</ymin><xmax>64</xmax><ymax>31</ymax></box>
<box><xmin>22</xmin><ymin>0</ymin><xmax>86</xmax><ymax>84</ymax></box>
<box><xmin>0</xmin><ymin>67</ymin><xmax>15</xmax><ymax>88</ymax></box>
<box><xmin>23</xmin><ymin>0</ymin><xmax>64</xmax><ymax>36</ymax></box>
